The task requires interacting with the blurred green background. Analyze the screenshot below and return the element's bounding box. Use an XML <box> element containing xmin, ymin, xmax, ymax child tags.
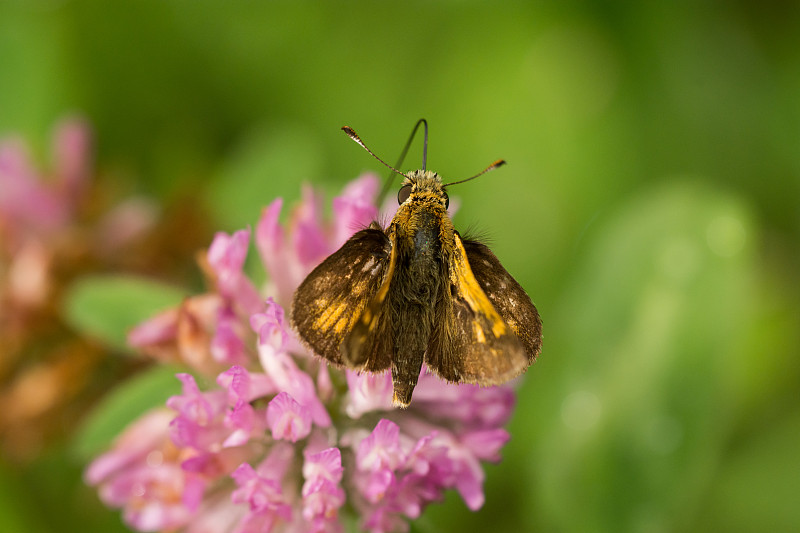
<box><xmin>1</xmin><ymin>1</ymin><xmax>798</xmax><ymax>532</ymax></box>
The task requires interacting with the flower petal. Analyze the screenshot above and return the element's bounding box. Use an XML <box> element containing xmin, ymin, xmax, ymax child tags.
<box><xmin>331</xmin><ymin>173</ymin><xmax>380</xmax><ymax>247</ymax></box>
<box><xmin>345</xmin><ymin>370</ymin><xmax>393</xmax><ymax>419</ymax></box>
<box><xmin>266</xmin><ymin>392</ymin><xmax>312</xmax><ymax>442</ymax></box>
<box><xmin>356</xmin><ymin>419</ymin><xmax>404</xmax><ymax>472</ymax></box>
<box><xmin>207</xmin><ymin>229</ymin><xmax>262</xmax><ymax>315</ymax></box>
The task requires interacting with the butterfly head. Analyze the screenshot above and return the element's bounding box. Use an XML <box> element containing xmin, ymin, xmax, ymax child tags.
<box><xmin>397</xmin><ymin>170</ymin><xmax>449</xmax><ymax>209</ymax></box>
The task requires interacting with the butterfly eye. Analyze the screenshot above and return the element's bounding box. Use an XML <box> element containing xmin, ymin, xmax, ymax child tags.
<box><xmin>398</xmin><ymin>184</ymin><xmax>412</xmax><ymax>204</ymax></box>
<box><xmin>444</xmin><ymin>192</ymin><xmax>449</xmax><ymax>209</ymax></box>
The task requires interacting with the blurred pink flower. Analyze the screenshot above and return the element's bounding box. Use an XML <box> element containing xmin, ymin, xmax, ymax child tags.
<box><xmin>88</xmin><ymin>174</ymin><xmax>517</xmax><ymax>532</ymax></box>
<box><xmin>0</xmin><ymin>118</ymin><xmax>92</xmax><ymax>311</ymax></box>
<box><xmin>0</xmin><ymin>118</ymin><xmax>168</xmax><ymax>461</ymax></box>
<box><xmin>0</xmin><ymin>118</ymin><xmax>89</xmax><ymax>233</ymax></box>
<box><xmin>0</xmin><ymin>117</ymin><xmax>159</xmax><ymax>310</ymax></box>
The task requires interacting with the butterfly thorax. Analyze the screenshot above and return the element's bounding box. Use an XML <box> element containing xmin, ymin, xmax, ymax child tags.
<box><xmin>390</xmin><ymin>170</ymin><xmax>454</xmax><ymax>302</ymax></box>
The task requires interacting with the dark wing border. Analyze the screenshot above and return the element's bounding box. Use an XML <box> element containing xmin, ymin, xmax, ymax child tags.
<box><xmin>462</xmin><ymin>239</ymin><xmax>542</xmax><ymax>362</ymax></box>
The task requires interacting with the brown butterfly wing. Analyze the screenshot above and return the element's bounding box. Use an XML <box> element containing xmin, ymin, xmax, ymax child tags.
<box><xmin>425</xmin><ymin>233</ymin><xmax>532</xmax><ymax>385</ymax></box>
<box><xmin>462</xmin><ymin>239</ymin><xmax>542</xmax><ymax>362</ymax></box>
<box><xmin>340</xmin><ymin>230</ymin><xmax>397</xmax><ymax>372</ymax></box>
<box><xmin>291</xmin><ymin>227</ymin><xmax>392</xmax><ymax>369</ymax></box>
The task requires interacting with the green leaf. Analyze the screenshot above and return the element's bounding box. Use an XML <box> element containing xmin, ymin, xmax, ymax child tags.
<box><xmin>72</xmin><ymin>364</ymin><xmax>183</xmax><ymax>461</ymax></box>
<box><xmin>63</xmin><ymin>275</ymin><xmax>186</xmax><ymax>353</ymax></box>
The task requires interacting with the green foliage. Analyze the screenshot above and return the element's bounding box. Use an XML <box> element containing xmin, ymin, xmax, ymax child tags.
<box><xmin>0</xmin><ymin>463</ymin><xmax>46</xmax><ymax>533</ymax></box>
<box><xmin>530</xmin><ymin>183</ymin><xmax>765</xmax><ymax>531</ymax></box>
<box><xmin>73</xmin><ymin>364</ymin><xmax>183</xmax><ymax>461</ymax></box>
<box><xmin>63</xmin><ymin>275</ymin><xmax>186</xmax><ymax>353</ymax></box>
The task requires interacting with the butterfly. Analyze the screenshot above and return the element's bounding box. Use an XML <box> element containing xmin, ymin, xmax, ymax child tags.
<box><xmin>291</xmin><ymin>120</ymin><xmax>542</xmax><ymax>407</ymax></box>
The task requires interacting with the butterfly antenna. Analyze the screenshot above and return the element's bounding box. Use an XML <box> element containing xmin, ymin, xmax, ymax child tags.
<box><xmin>376</xmin><ymin>118</ymin><xmax>428</xmax><ymax>201</ymax></box>
<box><xmin>342</xmin><ymin>126</ymin><xmax>411</xmax><ymax>182</ymax></box>
<box><xmin>443</xmin><ymin>159</ymin><xmax>506</xmax><ymax>187</ymax></box>
<box><xmin>420</xmin><ymin>118</ymin><xmax>429</xmax><ymax>171</ymax></box>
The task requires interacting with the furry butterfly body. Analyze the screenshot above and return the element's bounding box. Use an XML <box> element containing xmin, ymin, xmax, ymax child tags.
<box><xmin>291</xmin><ymin>126</ymin><xmax>542</xmax><ymax>407</ymax></box>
